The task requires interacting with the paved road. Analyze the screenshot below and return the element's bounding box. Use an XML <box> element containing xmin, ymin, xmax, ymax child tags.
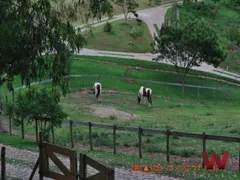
<box><xmin>74</xmin><ymin>2</ymin><xmax>240</xmax><ymax>82</ymax></box>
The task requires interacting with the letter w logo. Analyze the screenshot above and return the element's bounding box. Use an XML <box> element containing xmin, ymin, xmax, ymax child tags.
<box><xmin>202</xmin><ymin>152</ymin><xmax>229</xmax><ymax>170</ymax></box>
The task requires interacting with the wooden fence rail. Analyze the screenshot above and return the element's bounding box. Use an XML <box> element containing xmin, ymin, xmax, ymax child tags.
<box><xmin>80</xmin><ymin>153</ymin><xmax>115</xmax><ymax>180</ymax></box>
<box><xmin>67</xmin><ymin>120</ymin><xmax>240</xmax><ymax>172</ymax></box>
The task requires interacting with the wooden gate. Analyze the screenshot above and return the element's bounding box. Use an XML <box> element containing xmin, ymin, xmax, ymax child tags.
<box><xmin>29</xmin><ymin>132</ymin><xmax>78</xmax><ymax>180</ymax></box>
<box><xmin>80</xmin><ymin>153</ymin><xmax>114</xmax><ymax>180</ymax></box>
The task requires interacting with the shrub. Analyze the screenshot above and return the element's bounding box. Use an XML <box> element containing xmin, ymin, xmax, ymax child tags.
<box><xmin>192</xmin><ymin>2</ymin><xmax>219</xmax><ymax>18</ymax></box>
<box><xmin>136</xmin><ymin>18</ymin><xmax>142</xmax><ymax>26</ymax></box>
<box><xmin>104</xmin><ymin>22</ymin><xmax>112</xmax><ymax>33</ymax></box>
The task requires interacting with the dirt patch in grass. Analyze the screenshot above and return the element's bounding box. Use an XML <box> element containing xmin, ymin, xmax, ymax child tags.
<box><xmin>89</xmin><ymin>104</ymin><xmax>137</xmax><ymax>120</ymax></box>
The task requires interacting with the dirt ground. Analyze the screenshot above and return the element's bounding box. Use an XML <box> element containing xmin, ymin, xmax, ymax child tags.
<box><xmin>72</xmin><ymin>89</ymin><xmax>138</xmax><ymax>120</ymax></box>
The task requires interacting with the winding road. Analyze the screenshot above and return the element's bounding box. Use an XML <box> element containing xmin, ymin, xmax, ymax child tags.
<box><xmin>74</xmin><ymin>2</ymin><xmax>240</xmax><ymax>82</ymax></box>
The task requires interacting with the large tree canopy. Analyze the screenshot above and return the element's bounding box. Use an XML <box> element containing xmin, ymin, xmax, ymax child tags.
<box><xmin>0</xmin><ymin>0</ymin><xmax>112</xmax><ymax>94</ymax></box>
<box><xmin>153</xmin><ymin>19</ymin><xmax>226</xmax><ymax>83</ymax></box>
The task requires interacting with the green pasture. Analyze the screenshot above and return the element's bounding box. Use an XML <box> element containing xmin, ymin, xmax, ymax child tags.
<box><xmin>85</xmin><ymin>19</ymin><xmax>153</xmax><ymax>53</ymax></box>
<box><xmin>1</xmin><ymin>55</ymin><xmax>239</xmax><ymax>162</ymax></box>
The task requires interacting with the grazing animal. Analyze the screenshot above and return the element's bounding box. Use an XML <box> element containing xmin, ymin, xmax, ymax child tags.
<box><xmin>138</xmin><ymin>86</ymin><xmax>152</xmax><ymax>107</ymax></box>
<box><xmin>93</xmin><ymin>82</ymin><xmax>102</xmax><ymax>103</ymax></box>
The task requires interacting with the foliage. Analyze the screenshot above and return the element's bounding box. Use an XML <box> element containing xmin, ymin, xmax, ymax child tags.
<box><xmin>227</xmin><ymin>25</ymin><xmax>240</xmax><ymax>46</ymax></box>
<box><xmin>171</xmin><ymin>3</ymin><xmax>178</xmax><ymax>23</ymax></box>
<box><xmin>192</xmin><ymin>2</ymin><xmax>219</xmax><ymax>18</ymax></box>
<box><xmin>129</xmin><ymin>28</ymin><xmax>143</xmax><ymax>44</ymax></box>
<box><xmin>136</xmin><ymin>18</ymin><xmax>142</xmax><ymax>26</ymax></box>
<box><xmin>0</xmin><ymin>0</ymin><xmax>112</xmax><ymax>95</ymax></box>
<box><xmin>104</xmin><ymin>22</ymin><xmax>113</xmax><ymax>32</ymax></box>
<box><xmin>153</xmin><ymin>19</ymin><xmax>226</xmax><ymax>83</ymax></box>
<box><xmin>11</xmin><ymin>87</ymin><xmax>67</xmax><ymax>140</ymax></box>
<box><xmin>114</xmin><ymin>0</ymin><xmax>139</xmax><ymax>23</ymax></box>
<box><xmin>155</xmin><ymin>0</ymin><xmax>162</xmax><ymax>5</ymax></box>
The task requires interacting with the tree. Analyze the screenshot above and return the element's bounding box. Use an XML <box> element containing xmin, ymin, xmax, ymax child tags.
<box><xmin>153</xmin><ymin>19</ymin><xmax>226</xmax><ymax>84</ymax></box>
<box><xmin>114</xmin><ymin>0</ymin><xmax>139</xmax><ymax>23</ymax></box>
<box><xmin>0</xmin><ymin>0</ymin><xmax>112</xmax><ymax>95</ymax></box>
<box><xmin>11</xmin><ymin>87</ymin><xmax>67</xmax><ymax>141</ymax></box>
<box><xmin>130</xmin><ymin>28</ymin><xmax>143</xmax><ymax>44</ymax></box>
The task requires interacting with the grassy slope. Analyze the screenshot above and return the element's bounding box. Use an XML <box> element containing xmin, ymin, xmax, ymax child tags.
<box><xmin>165</xmin><ymin>0</ymin><xmax>240</xmax><ymax>72</ymax></box>
<box><xmin>85</xmin><ymin>19</ymin><xmax>153</xmax><ymax>53</ymax></box>
<box><xmin>2</xmin><ymin>56</ymin><xmax>239</xmax><ymax>161</ymax></box>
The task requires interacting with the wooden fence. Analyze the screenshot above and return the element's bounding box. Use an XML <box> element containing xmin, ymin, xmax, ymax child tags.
<box><xmin>80</xmin><ymin>153</ymin><xmax>114</xmax><ymax>180</ymax></box>
<box><xmin>28</xmin><ymin>132</ymin><xmax>115</xmax><ymax>180</ymax></box>
<box><xmin>67</xmin><ymin>120</ymin><xmax>240</xmax><ymax>172</ymax></box>
<box><xmin>1</xmin><ymin>146</ymin><xmax>6</xmax><ymax>180</ymax></box>
<box><xmin>0</xmin><ymin>74</ymin><xmax>235</xmax><ymax>141</ymax></box>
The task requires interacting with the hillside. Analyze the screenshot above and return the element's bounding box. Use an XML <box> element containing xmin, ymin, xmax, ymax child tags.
<box><xmin>165</xmin><ymin>0</ymin><xmax>240</xmax><ymax>73</ymax></box>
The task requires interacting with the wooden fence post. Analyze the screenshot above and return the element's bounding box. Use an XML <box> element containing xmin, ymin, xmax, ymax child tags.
<box><xmin>82</xmin><ymin>74</ymin><xmax>84</xmax><ymax>88</ymax></box>
<box><xmin>89</xmin><ymin>122</ymin><xmax>93</xmax><ymax>150</ymax></box>
<box><xmin>9</xmin><ymin>117</ymin><xmax>12</xmax><ymax>135</ymax></box>
<box><xmin>68</xmin><ymin>76</ymin><xmax>71</xmax><ymax>98</ymax></box>
<box><xmin>182</xmin><ymin>84</ymin><xmax>184</xmax><ymax>99</ymax></box>
<box><xmin>149</xmin><ymin>80</ymin><xmax>152</xmax><ymax>89</ymax></box>
<box><xmin>80</xmin><ymin>153</ymin><xmax>86</xmax><ymax>180</ymax></box>
<box><xmin>213</xmin><ymin>89</ymin><xmax>216</xmax><ymax>100</ymax></box>
<box><xmin>39</xmin><ymin>131</ymin><xmax>44</xmax><ymax>180</ymax></box>
<box><xmin>108</xmin><ymin>168</ymin><xmax>115</xmax><ymax>180</ymax></box>
<box><xmin>12</xmin><ymin>90</ymin><xmax>15</xmax><ymax>102</ymax></box>
<box><xmin>1</xmin><ymin>146</ymin><xmax>6</xmax><ymax>180</ymax></box>
<box><xmin>113</xmin><ymin>125</ymin><xmax>116</xmax><ymax>154</ymax></box>
<box><xmin>0</xmin><ymin>96</ymin><xmax>2</xmax><ymax>111</ymax></box>
<box><xmin>166</xmin><ymin>129</ymin><xmax>170</xmax><ymax>163</ymax></box>
<box><xmin>70</xmin><ymin>120</ymin><xmax>74</xmax><ymax>148</ymax></box>
<box><xmin>166</xmin><ymin>83</ymin><xmax>168</xmax><ymax>98</ymax></box>
<box><xmin>51</xmin><ymin>122</ymin><xmax>55</xmax><ymax>144</ymax></box>
<box><xmin>138</xmin><ymin>127</ymin><xmax>142</xmax><ymax>159</ymax></box>
<box><xmin>35</xmin><ymin>120</ymin><xmax>38</xmax><ymax>142</ymax></box>
<box><xmin>115</xmin><ymin>77</ymin><xmax>118</xmax><ymax>90</ymax></box>
<box><xmin>228</xmin><ymin>89</ymin><xmax>231</xmax><ymax>101</ymax></box>
<box><xmin>21</xmin><ymin>118</ymin><xmax>24</xmax><ymax>139</ymax></box>
<box><xmin>197</xmin><ymin>87</ymin><xmax>200</xmax><ymax>101</ymax></box>
<box><xmin>133</xmin><ymin>79</ymin><xmax>135</xmax><ymax>91</ymax></box>
<box><xmin>5</xmin><ymin>93</ymin><xmax>8</xmax><ymax>105</ymax></box>
<box><xmin>202</xmin><ymin>132</ymin><xmax>206</xmax><ymax>168</ymax></box>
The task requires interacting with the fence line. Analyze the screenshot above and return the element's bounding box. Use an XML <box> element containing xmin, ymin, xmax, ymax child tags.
<box><xmin>66</xmin><ymin>120</ymin><xmax>240</xmax><ymax>172</ymax></box>
<box><xmin>0</xmin><ymin>74</ymin><xmax>234</xmax><ymax>108</ymax></box>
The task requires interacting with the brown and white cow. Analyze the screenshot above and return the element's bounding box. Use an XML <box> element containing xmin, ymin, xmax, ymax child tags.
<box><xmin>137</xmin><ymin>86</ymin><xmax>152</xmax><ymax>107</ymax></box>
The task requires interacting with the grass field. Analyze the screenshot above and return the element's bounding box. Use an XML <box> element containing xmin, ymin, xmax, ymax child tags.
<box><xmin>84</xmin><ymin>19</ymin><xmax>153</xmax><ymax>53</ymax></box>
<box><xmin>1</xmin><ymin>56</ymin><xmax>239</xmax><ymax>157</ymax></box>
<box><xmin>0</xmin><ymin>55</ymin><xmax>240</xmax><ymax>179</ymax></box>
<box><xmin>165</xmin><ymin>0</ymin><xmax>240</xmax><ymax>73</ymax></box>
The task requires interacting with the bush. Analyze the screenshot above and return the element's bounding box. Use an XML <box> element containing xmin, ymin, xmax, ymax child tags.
<box><xmin>104</xmin><ymin>22</ymin><xmax>112</xmax><ymax>33</ymax></box>
<box><xmin>136</xmin><ymin>18</ymin><xmax>142</xmax><ymax>26</ymax></box>
<box><xmin>192</xmin><ymin>2</ymin><xmax>219</xmax><ymax>18</ymax></box>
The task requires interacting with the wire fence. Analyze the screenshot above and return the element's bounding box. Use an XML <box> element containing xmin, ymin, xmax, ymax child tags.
<box><xmin>0</xmin><ymin>74</ymin><xmax>237</xmax><ymax>110</ymax></box>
